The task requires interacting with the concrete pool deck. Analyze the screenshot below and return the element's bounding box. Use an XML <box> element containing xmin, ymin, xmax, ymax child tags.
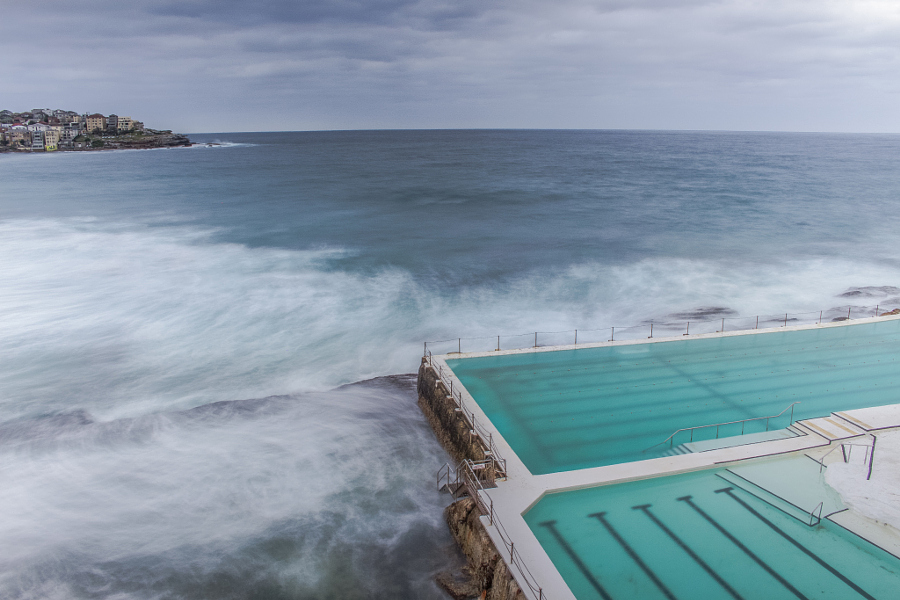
<box><xmin>423</xmin><ymin>315</ymin><xmax>900</xmax><ymax>600</ymax></box>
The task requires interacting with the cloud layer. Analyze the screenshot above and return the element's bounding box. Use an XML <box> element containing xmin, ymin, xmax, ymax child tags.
<box><xmin>3</xmin><ymin>0</ymin><xmax>900</xmax><ymax>132</ymax></box>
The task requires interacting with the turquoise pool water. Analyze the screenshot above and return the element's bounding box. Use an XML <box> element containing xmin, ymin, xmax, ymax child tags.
<box><xmin>447</xmin><ymin>320</ymin><xmax>900</xmax><ymax>474</ymax></box>
<box><xmin>524</xmin><ymin>469</ymin><xmax>900</xmax><ymax>600</ymax></box>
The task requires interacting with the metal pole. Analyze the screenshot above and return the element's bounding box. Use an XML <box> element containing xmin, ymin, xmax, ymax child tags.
<box><xmin>721</xmin><ymin>317</ymin><xmax>724</xmax><ymax>332</ymax></box>
<box><xmin>756</xmin><ymin>316</ymin><xmax>759</xmax><ymax>329</ymax></box>
<box><xmin>876</xmin><ymin>304</ymin><xmax>879</xmax><ymax>318</ymax></box>
<box><xmin>848</xmin><ymin>306</ymin><xmax>851</xmax><ymax>320</ymax></box>
<box><xmin>424</xmin><ymin>342</ymin><xmax>427</xmax><ymax>357</ymax></box>
<box><xmin>784</xmin><ymin>313</ymin><xmax>787</xmax><ymax>327</ymax></box>
<box><xmin>458</xmin><ymin>338</ymin><xmax>461</xmax><ymax>353</ymax></box>
<box><xmin>819</xmin><ymin>310</ymin><xmax>822</xmax><ymax>325</ymax></box>
<box><xmin>868</xmin><ymin>436</ymin><xmax>877</xmax><ymax>481</ymax></box>
<box><xmin>574</xmin><ymin>329</ymin><xmax>577</xmax><ymax>346</ymax></box>
<box><xmin>534</xmin><ymin>332</ymin><xmax>537</xmax><ymax>348</ymax></box>
<box><xmin>686</xmin><ymin>321</ymin><xmax>690</xmax><ymax>335</ymax></box>
<box><xmin>649</xmin><ymin>323</ymin><xmax>653</xmax><ymax>338</ymax></box>
<box><xmin>497</xmin><ymin>336</ymin><xmax>500</xmax><ymax>351</ymax></box>
<box><xmin>611</xmin><ymin>326</ymin><xmax>615</xmax><ymax>341</ymax></box>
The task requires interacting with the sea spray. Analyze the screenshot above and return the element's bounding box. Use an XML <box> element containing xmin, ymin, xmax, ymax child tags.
<box><xmin>0</xmin><ymin>376</ymin><xmax>461</xmax><ymax>599</ymax></box>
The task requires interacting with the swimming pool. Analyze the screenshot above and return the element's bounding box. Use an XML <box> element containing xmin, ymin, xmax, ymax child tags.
<box><xmin>447</xmin><ymin>319</ymin><xmax>900</xmax><ymax>474</ymax></box>
<box><xmin>524</xmin><ymin>466</ymin><xmax>899</xmax><ymax>600</ymax></box>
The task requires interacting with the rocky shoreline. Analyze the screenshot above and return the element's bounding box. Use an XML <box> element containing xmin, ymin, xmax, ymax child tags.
<box><xmin>418</xmin><ymin>359</ymin><xmax>526</xmax><ymax>600</ymax></box>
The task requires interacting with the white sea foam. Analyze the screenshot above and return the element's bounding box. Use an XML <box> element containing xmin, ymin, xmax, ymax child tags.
<box><xmin>0</xmin><ymin>377</ymin><xmax>456</xmax><ymax>599</ymax></box>
<box><xmin>2</xmin><ymin>218</ymin><xmax>900</xmax><ymax>421</ymax></box>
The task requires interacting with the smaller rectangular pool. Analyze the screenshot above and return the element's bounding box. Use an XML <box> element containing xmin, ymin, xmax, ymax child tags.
<box><xmin>524</xmin><ymin>467</ymin><xmax>899</xmax><ymax>600</ymax></box>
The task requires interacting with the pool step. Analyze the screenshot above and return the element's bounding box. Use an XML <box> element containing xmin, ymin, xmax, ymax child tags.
<box><xmin>793</xmin><ymin>416</ymin><xmax>864</xmax><ymax>441</ymax></box>
<box><xmin>717</xmin><ymin>455</ymin><xmax>845</xmax><ymax>526</ymax></box>
<box><xmin>716</xmin><ymin>470</ymin><xmax>818</xmax><ymax>525</ymax></box>
<box><xmin>662</xmin><ymin>444</ymin><xmax>693</xmax><ymax>456</ymax></box>
<box><xmin>683</xmin><ymin>428</ymin><xmax>798</xmax><ymax>453</ymax></box>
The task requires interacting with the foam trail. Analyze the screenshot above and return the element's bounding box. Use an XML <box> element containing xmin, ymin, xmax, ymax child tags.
<box><xmin>3</xmin><ymin>219</ymin><xmax>900</xmax><ymax>421</ymax></box>
<box><xmin>0</xmin><ymin>376</ymin><xmax>459</xmax><ymax>600</ymax></box>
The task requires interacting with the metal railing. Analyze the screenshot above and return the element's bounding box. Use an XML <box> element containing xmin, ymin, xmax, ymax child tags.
<box><xmin>814</xmin><ymin>435</ymin><xmax>877</xmax><ymax>479</ymax></box>
<box><xmin>807</xmin><ymin>501</ymin><xmax>824</xmax><ymax>526</ymax></box>
<box><xmin>456</xmin><ymin>459</ymin><xmax>548</xmax><ymax>600</ymax></box>
<box><xmin>645</xmin><ymin>401</ymin><xmax>801</xmax><ymax>452</ymax></box>
<box><xmin>426</xmin><ymin>351</ymin><xmax>508</xmax><ymax>477</ymax></box>
<box><xmin>423</xmin><ymin>304</ymin><xmax>898</xmax><ymax>356</ymax></box>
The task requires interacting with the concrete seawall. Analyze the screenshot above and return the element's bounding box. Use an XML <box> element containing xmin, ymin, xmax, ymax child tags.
<box><xmin>417</xmin><ymin>358</ymin><xmax>525</xmax><ymax>600</ymax></box>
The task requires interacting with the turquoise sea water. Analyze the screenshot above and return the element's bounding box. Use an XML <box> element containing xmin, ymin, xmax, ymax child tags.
<box><xmin>449</xmin><ymin>319</ymin><xmax>900</xmax><ymax>474</ymax></box>
<box><xmin>4</xmin><ymin>131</ymin><xmax>900</xmax><ymax>598</ymax></box>
<box><xmin>525</xmin><ymin>468</ymin><xmax>900</xmax><ymax>600</ymax></box>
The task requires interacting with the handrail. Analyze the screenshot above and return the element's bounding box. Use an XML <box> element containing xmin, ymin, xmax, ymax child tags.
<box><xmin>808</xmin><ymin>501</ymin><xmax>824</xmax><ymax>526</ymax></box>
<box><xmin>423</xmin><ymin>304</ymin><xmax>896</xmax><ymax>355</ymax></box>
<box><xmin>428</xmin><ymin>357</ymin><xmax>508</xmax><ymax>477</ymax></box>
<box><xmin>814</xmin><ymin>435</ymin><xmax>875</xmax><ymax>473</ymax></box>
<box><xmin>644</xmin><ymin>401</ymin><xmax>801</xmax><ymax>452</ymax></box>
<box><xmin>459</xmin><ymin>459</ymin><xmax>547</xmax><ymax>600</ymax></box>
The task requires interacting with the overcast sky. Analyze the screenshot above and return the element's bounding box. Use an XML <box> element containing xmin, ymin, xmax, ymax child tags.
<box><xmin>3</xmin><ymin>0</ymin><xmax>900</xmax><ymax>133</ymax></box>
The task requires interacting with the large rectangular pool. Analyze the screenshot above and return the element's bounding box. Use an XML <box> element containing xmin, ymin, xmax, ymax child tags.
<box><xmin>447</xmin><ymin>319</ymin><xmax>900</xmax><ymax>474</ymax></box>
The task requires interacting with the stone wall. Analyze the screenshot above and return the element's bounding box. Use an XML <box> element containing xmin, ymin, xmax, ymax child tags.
<box><xmin>417</xmin><ymin>358</ymin><xmax>489</xmax><ymax>464</ymax></box>
<box><xmin>439</xmin><ymin>497</ymin><xmax>526</xmax><ymax>600</ymax></box>
<box><xmin>418</xmin><ymin>358</ymin><xmax>525</xmax><ymax>600</ymax></box>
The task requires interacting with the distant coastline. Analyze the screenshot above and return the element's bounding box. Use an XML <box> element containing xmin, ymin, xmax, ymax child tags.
<box><xmin>0</xmin><ymin>107</ymin><xmax>192</xmax><ymax>154</ymax></box>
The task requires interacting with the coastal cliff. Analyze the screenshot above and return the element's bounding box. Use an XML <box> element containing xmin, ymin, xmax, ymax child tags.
<box><xmin>418</xmin><ymin>359</ymin><xmax>525</xmax><ymax>600</ymax></box>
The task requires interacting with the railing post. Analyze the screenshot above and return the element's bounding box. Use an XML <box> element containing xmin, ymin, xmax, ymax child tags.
<box><xmin>848</xmin><ymin>306</ymin><xmax>852</xmax><ymax>320</ymax></box>
<box><xmin>424</xmin><ymin>342</ymin><xmax>427</xmax><ymax>357</ymax></box>
<box><xmin>458</xmin><ymin>338</ymin><xmax>461</xmax><ymax>353</ymax></box>
<box><xmin>875</xmin><ymin>304</ymin><xmax>879</xmax><ymax>318</ymax></box>
<box><xmin>685</xmin><ymin>321</ymin><xmax>689</xmax><ymax>335</ymax></box>
<box><xmin>497</xmin><ymin>335</ymin><xmax>500</xmax><ymax>351</ymax></box>
<box><xmin>649</xmin><ymin>323</ymin><xmax>653</xmax><ymax>338</ymax></box>
<box><xmin>868</xmin><ymin>436</ymin><xmax>877</xmax><ymax>481</ymax></box>
<box><xmin>611</xmin><ymin>326</ymin><xmax>615</xmax><ymax>342</ymax></box>
<box><xmin>574</xmin><ymin>329</ymin><xmax>577</xmax><ymax>346</ymax></box>
<box><xmin>534</xmin><ymin>332</ymin><xmax>537</xmax><ymax>348</ymax></box>
<box><xmin>756</xmin><ymin>315</ymin><xmax>759</xmax><ymax>329</ymax></box>
<box><xmin>819</xmin><ymin>310</ymin><xmax>822</xmax><ymax>325</ymax></box>
<box><xmin>721</xmin><ymin>317</ymin><xmax>724</xmax><ymax>332</ymax></box>
<box><xmin>784</xmin><ymin>313</ymin><xmax>787</xmax><ymax>327</ymax></box>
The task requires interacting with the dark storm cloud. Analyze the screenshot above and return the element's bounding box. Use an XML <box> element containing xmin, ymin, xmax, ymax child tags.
<box><xmin>3</xmin><ymin>0</ymin><xmax>900</xmax><ymax>131</ymax></box>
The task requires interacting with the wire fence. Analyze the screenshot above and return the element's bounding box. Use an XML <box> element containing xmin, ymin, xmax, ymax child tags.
<box><xmin>424</xmin><ymin>304</ymin><xmax>899</xmax><ymax>356</ymax></box>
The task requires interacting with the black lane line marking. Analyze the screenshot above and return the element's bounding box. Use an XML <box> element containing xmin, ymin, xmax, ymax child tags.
<box><xmin>716</xmin><ymin>487</ymin><xmax>876</xmax><ymax>600</ymax></box>
<box><xmin>631</xmin><ymin>503</ymin><xmax>744</xmax><ymax>600</ymax></box>
<box><xmin>676</xmin><ymin>495</ymin><xmax>809</xmax><ymax>600</ymax></box>
<box><xmin>589</xmin><ymin>511</ymin><xmax>678</xmax><ymax>600</ymax></box>
<box><xmin>539</xmin><ymin>520</ymin><xmax>613</xmax><ymax>600</ymax></box>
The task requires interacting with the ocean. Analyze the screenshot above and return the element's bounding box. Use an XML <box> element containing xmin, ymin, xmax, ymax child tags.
<box><xmin>2</xmin><ymin>130</ymin><xmax>900</xmax><ymax>598</ymax></box>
